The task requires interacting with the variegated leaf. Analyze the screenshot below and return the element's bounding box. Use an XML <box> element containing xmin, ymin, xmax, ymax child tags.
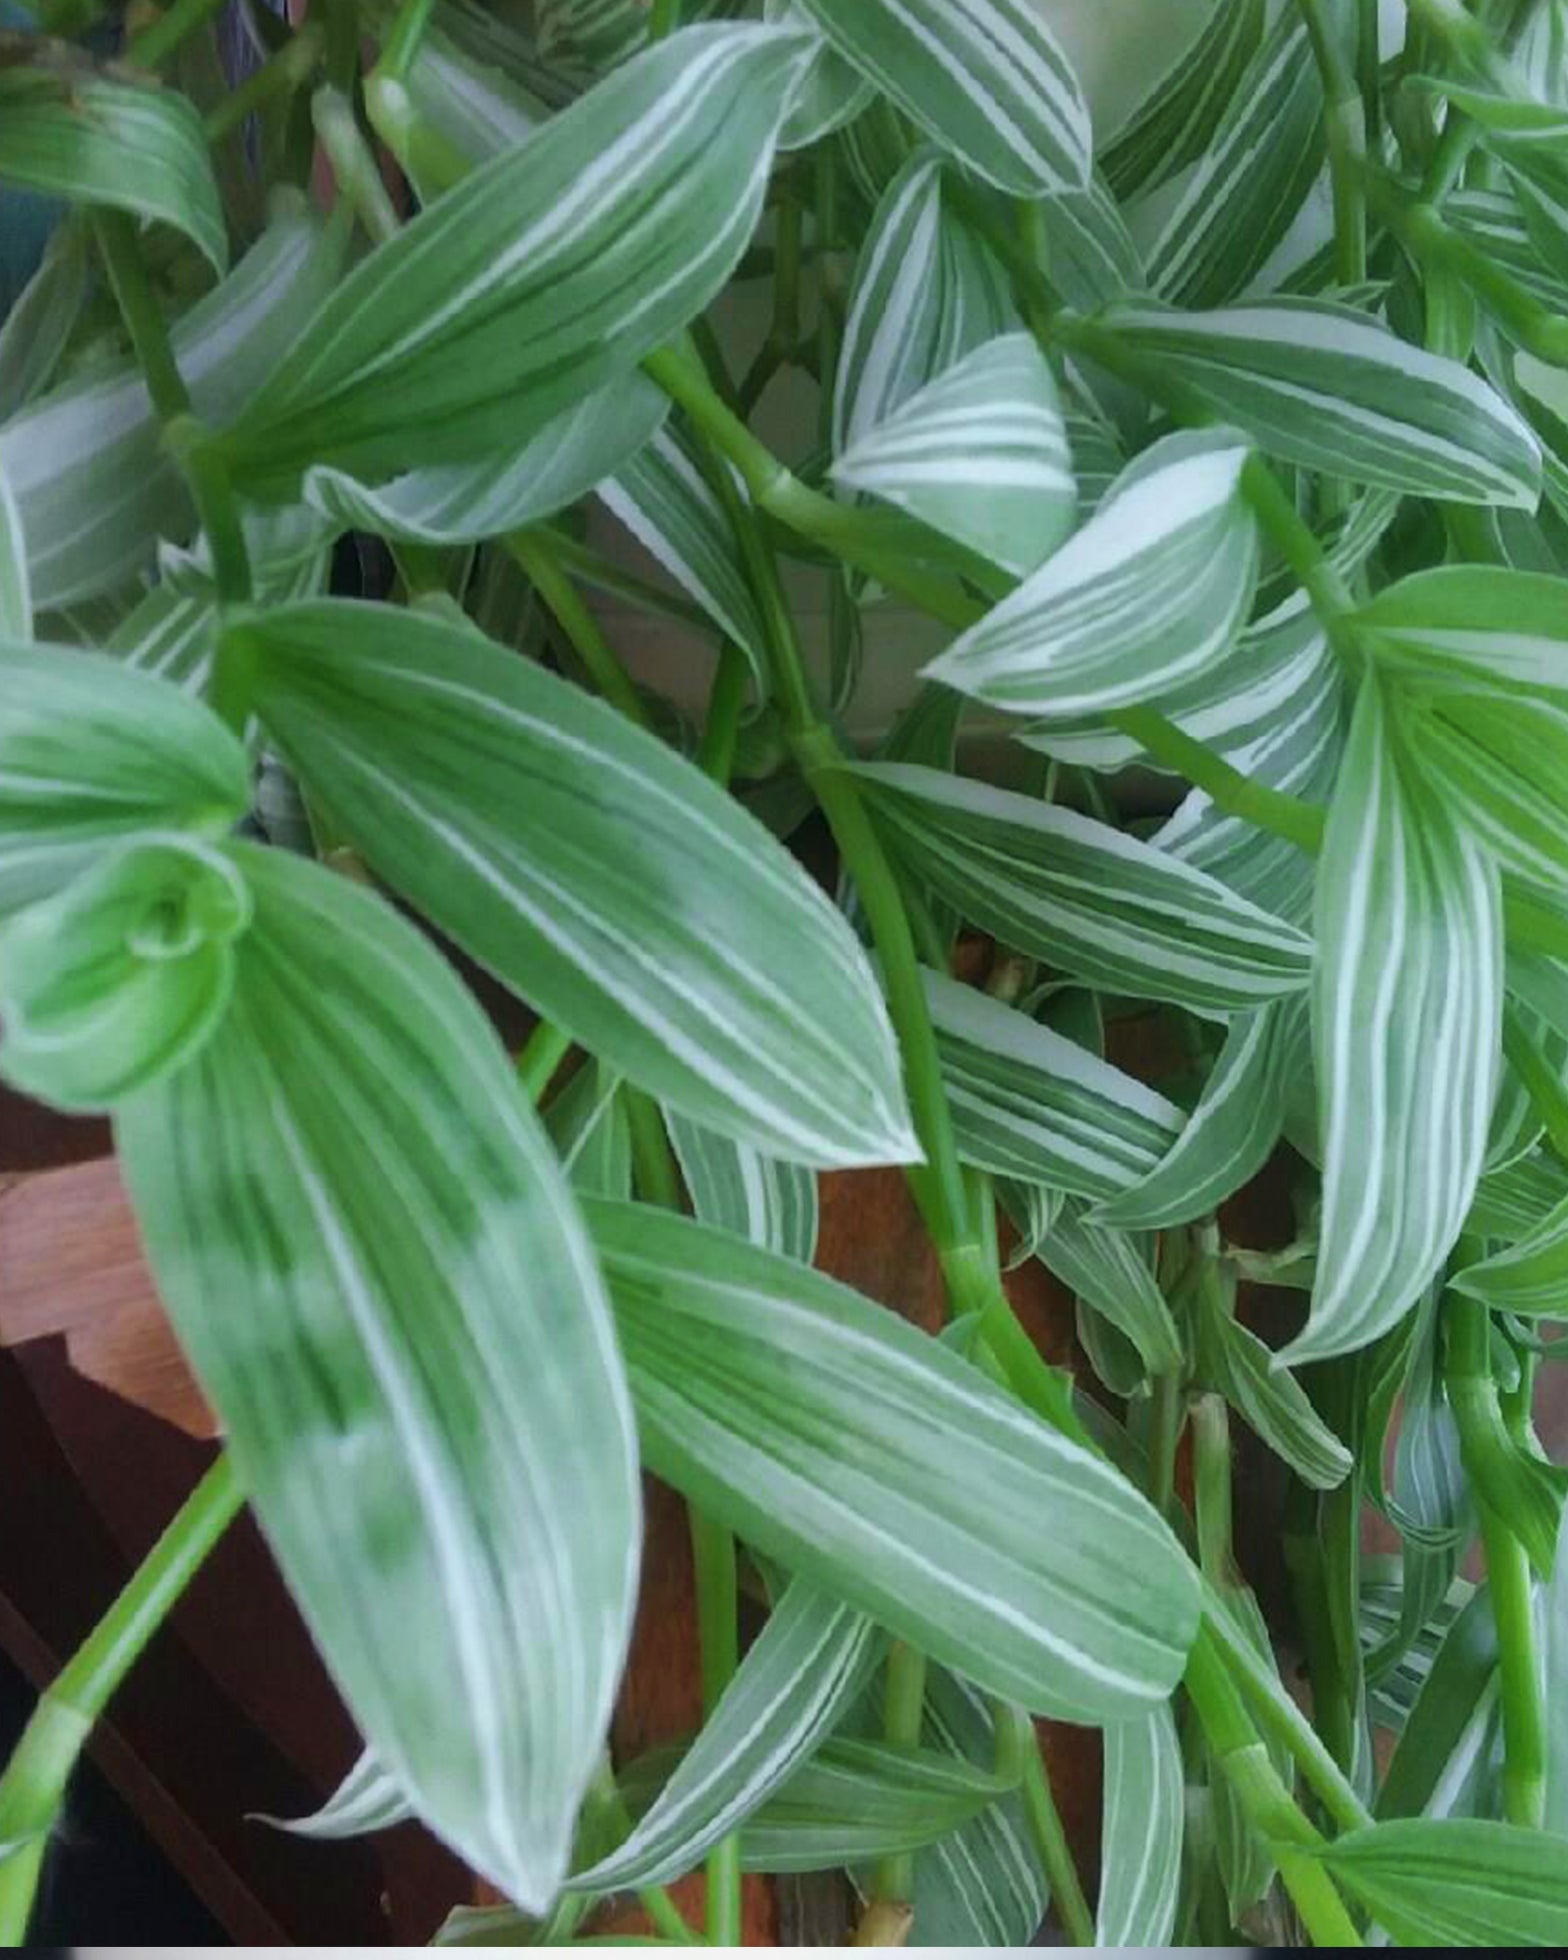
<box><xmin>832</xmin><ymin>333</ymin><xmax>1075</xmax><ymax>577</ymax></box>
<box><xmin>274</xmin><ymin>1751</ymin><xmax>413</xmax><ymax>1841</ymax></box>
<box><xmin>0</xmin><ymin>460</ymin><xmax>25</xmax><ymax>639</ymax></box>
<box><xmin>0</xmin><ymin>219</ymin><xmax>88</xmax><ymax>421</ymax></box>
<box><xmin>664</xmin><ymin>1107</ymin><xmax>819</xmax><ymax>1264</ymax></box>
<box><xmin>1285</xmin><ymin>675</ymin><xmax>1503</xmax><ymax>1365</ymax></box>
<box><xmin>796</xmin><ymin>0</ymin><xmax>1091</xmax><ymax>197</ymax></box>
<box><xmin>1037</xmin><ymin>1202</ymin><xmax>1182</xmax><ymax>1376</ymax></box>
<box><xmin>766</xmin><ymin>0</ymin><xmax>874</xmax><ymax>148</ymax></box>
<box><xmin>925</xmin><ymin>429</ymin><xmax>1259</xmax><ymax>717</ymax></box>
<box><xmin>1101</xmin><ymin>0</ymin><xmax>1266</xmax><ymax>201</ymax></box>
<box><xmin>1097</xmin><ymin>1701</ymin><xmax>1183</xmax><ymax>1948</ymax></box>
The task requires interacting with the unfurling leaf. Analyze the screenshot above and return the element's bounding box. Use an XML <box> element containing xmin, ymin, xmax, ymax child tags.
<box><xmin>243</xmin><ymin>601</ymin><xmax>916</xmax><ymax>1167</ymax></box>
<box><xmin>118</xmin><ymin>845</ymin><xmax>641</xmax><ymax>1911</ymax></box>
<box><xmin>590</xmin><ymin>1200</ymin><xmax>1202</xmax><ymax>1722</ymax></box>
<box><xmin>1287</xmin><ymin>676</ymin><xmax>1502</xmax><ymax>1365</ymax></box>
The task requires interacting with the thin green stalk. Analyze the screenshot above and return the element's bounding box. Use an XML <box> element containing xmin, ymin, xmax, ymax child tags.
<box><xmin>1148</xmin><ymin>1369</ymin><xmax>1186</xmax><ymax>1523</ymax></box>
<box><xmin>1297</xmin><ymin>0</ymin><xmax>1369</xmax><ymax>286</ymax></box>
<box><xmin>537</xmin><ymin>530</ymin><xmax>714</xmax><ymax>632</ymax></box>
<box><xmin>1109</xmin><ymin>705</ymin><xmax>1328</xmax><ymax>853</ymax></box>
<box><xmin>377</xmin><ymin>0</ymin><xmax>440</xmax><ymax>83</ymax></box>
<box><xmin>1444</xmin><ymin>1293</ymin><xmax>1547</xmax><ymax>1828</ymax></box>
<box><xmin>312</xmin><ymin>86</ymin><xmax>402</xmax><ymax>246</ymax></box>
<box><xmin>1356</xmin><ymin>0</ymin><xmax>1383</xmax><ymax>149</ymax></box>
<box><xmin>126</xmin><ymin>0</ymin><xmax>229</xmax><ymax>69</ymax></box>
<box><xmin>0</xmin><ymin>1456</ymin><xmax>244</xmax><ymax>1943</ymax></box>
<box><xmin>625</xmin><ymin>1087</ymin><xmax>684</xmax><ymax>1212</ymax></box>
<box><xmin>868</xmin><ymin>1642</ymin><xmax>929</xmax><ymax>1914</ymax></box>
<box><xmin>323</xmin><ymin>0</ymin><xmax>361</xmax><ymax>94</ymax></box>
<box><xmin>588</xmin><ymin>1764</ymin><xmax>706</xmax><ymax>1945</ymax></box>
<box><xmin>1010</xmin><ymin>1712</ymin><xmax>1095</xmax><ymax>1947</ymax></box>
<box><xmin>508</xmin><ymin>531</ymin><xmax>650</xmax><ymax>731</ymax></box>
<box><xmin>1282</xmin><ymin>1479</ymin><xmax>1354</xmax><ymax>1786</ymax></box>
<box><xmin>650</xmin><ymin>0</ymin><xmax>683</xmax><ymax>41</ymax></box>
<box><xmin>695</xmin><ymin>645</ymin><xmax>751</xmax><ymax>785</ymax></box>
<box><xmin>204</xmin><ymin>27</ymin><xmax>323</xmax><ymax>144</ymax></box>
<box><xmin>516</xmin><ymin>1019</ymin><xmax>573</xmax><ymax>1104</ymax></box>
<box><xmin>689</xmin><ymin>1510</ymin><xmax>742</xmax><ymax>1946</ymax></box>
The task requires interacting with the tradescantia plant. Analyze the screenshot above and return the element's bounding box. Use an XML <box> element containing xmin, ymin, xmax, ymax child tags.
<box><xmin>8</xmin><ymin>0</ymin><xmax>1568</xmax><ymax>1946</ymax></box>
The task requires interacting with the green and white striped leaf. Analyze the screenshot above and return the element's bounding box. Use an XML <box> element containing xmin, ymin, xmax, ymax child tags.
<box><xmin>832</xmin><ymin>333</ymin><xmax>1075</xmax><ymax>578</ymax></box>
<box><xmin>1029</xmin><ymin>172</ymin><xmax>1145</xmax><ymax>314</ymax></box>
<box><xmin>0</xmin><ymin>196</ymin><xmax>341</xmax><ymax>611</ymax></box>
<box><xmin>1098</xmin><ymin>299</ymin><xmax>1544</xmax><ymax>507</ymax></box>
<box><xmin>1143</xmin><ymin>3</ymin><xmax>1331</xmax><ymax>309</ymax></box>
<box><xmin>0</xmin><ymin>69</ymin><xmax>227</xmax><ymax>274</ymax></box>
<box><xmin>589</xmin><ymin>1200</ymin><xmax>1202</xmax><ymax>1721</ymax></box>
<box><xmin>1452</xmin><ymin>1183</ymin><xmax>1568</xmax><ymax>1316</ymax></box>
<box><xmin>0</xmin><ymin>461</ymin><xmax>25</xmax><ymax>639</ymax></box>
<box><xmin>276</xmin><ymin>1751</ymin><xmax>413</xmax><ymax>1841</ymax></box>
<box><xmin>1101</xmin><ymin>0</ymin><xmax>1265</xmax><ymax>201</ymax></box>
<box><xmin>244</xmin><ymin>601</ymin><xmax>915</xmax><ymax>1168</ymax></box>
<box><xmin>1097</xmin><ymin>1701</ymin><xmax>1183</xmax><ymax>1948</ymax></box>
<box><xmin>1356</xmin><ymin>565</ymin><xmax>1568</xmax><ymax>696</ymax></box>
<box><xmin>0</xmin><ymin>220</ymin><xmax>89</xmax><ymax>421</ymax></box>
<box><xmin>1095</xmin><ymin>1001</ymin><xmax>1305</xmax><ymax>1231</ymax></box>
<box><xmin>1321</xmin><ymin>1818</ymin><xmax>1568</xmax><ymax>1947</ymax></box>
<box><xmin>117</xmin><ymin>845</ymin><xmax>641</xmax><ymax>1912</ymax></box>
<box><xmin>1374</xmin><ymin>1584</ymin><xmax>1498</xmax><ymax>1815</ymax></box>
<box><xmin>1448</xmin><ymin>186</ymin><xmax>1568</xmax><ymax>317</ymax></box>
<box><xmin>856</xmin><ymin>763</ymin><xmax>1314</xmax><ymax>1017</ymax></box>
<box><xmin>796</xmin><ymin>0</ymin><xmax>1090</xmax><ymax>197</ymax></box>
<box><xmin>600</xmin><ymin>423</ymin><xmax>770</xmax><ymax>685</ymax></box>
<box><xmin>0</xmin><ymin>834</ymin><xmax>249</xmax><ymax>1112</ymax></box>
<box><xmin>221</xmin><ymin>24</ymin><xmax>813</xmax><ymax>492</ymax></box>
<box><xmin>304</xmin><ymin>371</ymin><xmax>668</xmax><ymax>547</ymax></box>
<box><xmin>0</xmin><ymin>641</ymin><xmax>249</xmax><ymax>920</ymax></box>
<box><xmin>1468</xmin><ymin>1141</ymin><xmax>1568</xmax><ymax>1240</ymax></box>
<box><xmin>1285</xmin><ymin>676</ymin><xmax>1503</xmax><ymax>1366</ymax></box>
<box><xmin>664</xmin><ymin>1107</ymin><xmax>819</xmax><ymax>1264</ymax></box>
<box><xmin>1037</xmin><ymin>1202</ymin><xmax>1182</xmax><ymax>1376</ymax></box>
<box><xmin>570</xmin><ymin>1580</ymin><xmax>878</xmax><ymax>1891</ymax></box>
<box><xmin>546</xmin><ymin>1061</ymin><xmax>633</xmax><ymax>1202</ymax></box>
<box><xmin>1196</xmin><ymin>1265</ymin><xmax>1353</xmax><ymax>1491</ymax></box>
<box><xmin>399</xmin><ymin>19</ymin><xmax>548</xmax><ymax>170</ymax></box>
<box><xmin>766</xmin><ymin>0</ymin><xmax>874</xmax><ymax>148</ymax></box>
<box><xmin>536</xmin><ymin>0</ymin><xmax>648</xmax><ymax>70</ymax></box>
<box><xmin>834</xmin><ymin>152</ymin><xmax>1017</xmax><ymax>457</ymax></box>
<box><xmin>1401</xmin><ymin>684</ymin><xmax>1568</xmax><ymax>887</ymax></box>
<box><xmin>923</xmin><ymin>966</ymin><xmax>1183</xmax><ymax>1202</ymax></box>
<box><xmin>925</xmin><ymin>429</ymin><xmax>1260</xmax><ymax>717</ymax></box>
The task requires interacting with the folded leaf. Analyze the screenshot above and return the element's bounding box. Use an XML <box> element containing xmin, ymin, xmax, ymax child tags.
<box><xmin>925</xmin><ymin>429</ymin><xmax>1259</xmax><ymax>717</ymax></box>
<box><xmin>547</xmin><ymin>1061</ymin><xmax>633</xmax><ymax>1202</ymax></box>
<box><xmin>1097</xmin><ymin>1701</ymin><xmax>1183</xmax><ymax>1948</ymax></box>
<box><xmin>304</xmin><ymin>371</ymin><xmax>669</xmax><ymax>546</ymax></box>
<box><xmin>1196</xmin><ymin>1266</ymin><xmax>1353</xmax><ymax>1491</ymax></box>
<box><xmin>1144</xmin><ymin>2</ymin><xmax>1331</xmax><ymax>309</ymax></box>
<box><xmin>1321</xmin><ymin>1817</ymin><xmax>1568</xmax><ymax>1947</ymax></box>
<box><xmin>0</xmin><ymin>69</ymin><xmax>227</xmax><ymax>274</ymax></box>
<box><xmin>574</xmin><ymin>1579</ymin><xmax>877</xmax><ymax>1891</ymax></box>
<box><xmin>220</xmin><ymin>25</ymin><xmax>813</xmax><ymax>492</ymax></box>
<box><xmin>0</xmin><ymin>195</ymin><xmax>342</xmax><ymax>610</ymax></box>
<box><xmin>923</xmin><ymin>965</ymin><xmax>1183</xmax><ymax>1201</ymax></box>
<box><xmin>1287</xmin><ymin>676</ymin><xmax>1502</xmax><ymax>1365</ymax></box>
<box><xmin>766</xmin><ymin>0</ymin><xmax>874</xmax><ymax>148</ymax></box>
<box><xmin>1356</xmin><ymin>564</ymin><xmax>1568</xmax><ymax>695</ymax></box>
<box><xmin>1101</xmin><ymin>0</ymin><xmax>1265</xmax><ymax>201</ymax></box>
<box><xmin>0</xmin><ymin>835</ymin><xmax>249</xmax><ymax>1112</ymax></box>
<box><xmin>1037</xmin><ymin>1202</ymin><xmax>1182</xmax><ymax>1376</ymax></box>
<box><xmin>664</xmin><ymin>1109</ymin><xmax>818</xmax><ymax>1264</ymax></box>
<box><xmin>0</xmin><ymin>641</ymin><xmax>249</xmax><ymax>919</ymax></box>
<box><xmin>1095</xmin><ymin>1001</ymin><xmax>1305</xmax><ymax>1230</ymax></box>
<box><xmin>244</xmin><ymin>601</ymin><xmax>915</xmax><ymax>1167</ymax></box>
<box><xmin>275</xmin><ymin>1750</ymin><xmax>413</xmax><ymax>1841</ymax></box>
<box><xmin>117</xmin><ymin>844</ymin><xmax>641</xmax><ymax>1912</ymax></box>
<box><xmin>589</xmin><ymin>1200</ymin><xmax>1201</xmax><ymax>1721</ymax></box>
<box><xmin>856</xmin><ymin>762</ymin><xmax>1314</xmax><ymax>1016</ymax></box>
<box><xmin>1097</xmin><ymin>299</ymin><xmax>1543</xmax><ymax>507</ymax></box>
<box><xmin>795</xmin><ymin>0</ymin><xmax>1090</xmax><ymax>197</ymax></box>
<box><xmin>832</xmin><ymin>332</ymin><xmax>1074</xmax><ymax>577</ymax></box>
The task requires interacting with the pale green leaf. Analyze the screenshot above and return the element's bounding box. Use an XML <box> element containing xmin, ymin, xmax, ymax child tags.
<box><xmin>1098</xmin><ymin>298</ymin><xmax>1544</xmax><ymax>507</ymax></box>
<box><xmin>1356</xmin><ymin>565</ymin><xmax>1568</xmax><ymax>695</ymax></box>
<box><xmin>1403</xmin><ymin>684</ymin><xmax>1568</xmax><ymax>887</ymax></box>
<box><xmin>1376</xmin><ymin>1587</ymin><xmax>1499</xmax><ymax>1820</ymax></box>
<box><xmin>244</xmin><ymin>601</ymin><xmax>915</xmax><ymax>1167</ymax></box>
<box><xmin>664</xmin><ymin>1108</ymin><xmax>818</xmax><ymax>1264</ymax></box>
<box><xmin>766</xmin><ymin>0</ymin><xmax>874</xmax><ymax>148</ymax></box>
<box><xmin>1038</xmin><ymin>1202</ymin><xmax>1182</xmax><ymax>1377</ymax></box>
<box><xmin>0</xmin><ymin>460</ymin><xmax>26</xmax><ymax>639</ymax></box>
<box><xmin>0</xmin><ymin>69</ymin><xmax>227</xmax><ymax>274</ymax></box>
<box><xmin>1101</xmin><ymin>0</ymin><xmax>1265</xmax><ymax>201</ymax></box>
<box><xmin>0</xmin><ymin>835</ymin><xmax>248</xmax><ymax>1112</ymax></box>
<box><xmin>402</xmin><ymin>18</ymin><xmax>549</xmax><ymax>169</ymax></box>
<box><xmin>856</xmin><ymin>762</ymin><xmax>1314</xmax><ymax>1016</ymax></box>
<box><xmin>796</xmin><ymin>0</ymin><xmax>1090</xmax><ymax>197</ymax></box>
<box><xmin>571</xmin><ymin>1581</ymin><xmax>878</xmax><ymax>1891</ymax></box>
<box><xmin>1453</xmin><ymin>1181</ymin><xmax>1568</xmax><ymax>1316</ymax></box>
<box><xmin>0</xmin><ymin>195</ymin><xmax>342</xmax><ymax>611</ymax></box>
<box><xmin>537</xmin><ymin>0</ymin><xmax>648</xmax><ymax>70</ymax></box>
<box><xmin>546</xmin><ymin>1062</ymin><xmax>633</xmax><ymax>1202</ymax></box>
<box><xmin>925</xmin><ymin>429</ymin><xmax>1260</xmax><ymax>717</ymax></box>
<box><xmin>923</xmin><ymin>965</ymin><xmax>1183</xmax><ymax>1202</ymax></box>
<box><xmin>1322</xmin><ymin>1817</ymin><xmax>1568</xmax><ymax>1946</ymax></box>
<box><xmin>1096</xmin><ymin>1701</ymin><xmax>1183</xmax><ymax>1948</ymax></box>
<box><xmin>1095</xmin><ymin>1001</ymin><xmax>1305</xmax><ymax>1231</ymax></box>
<box><xmin>304</xmin><ymin>371</ymin><xmax>668</xmax><ymax>547</ymax></box>
<box><xmin>220</xmin><ymin>25</ymin><xmax>813</xmax><ymax>493</ymax></box>
<box><xmin>274</xmin><ymin>1751</ymin><xmax>413</xmax><ymax>1841</ymax></box>
<box><xmin>0</xmin><ymin>640</ymin><xmax>249</xmax><ymax>919</ymax></box>
<box><xmin>1029</xmin><ymin>172</ymin><xmax>1146</xmax><ymax>314</ymax></box>
<box><xmin>1144</xmin><ymin>2</ymin><xmax>1332</xmax><ymax>309</ymax></box>
<box><xmin>589</xmin><ymin>1200</ymin><xmax>1202</xmax><ymax>1722</ymax></box>
<box><xmin>1285</xmin><ymin>676</ymin><xmax>1502</xmax><ymax>1365</ymax></box>
<box><xmin>0</xmin><ymin>220</ymin><xmax>89</xmax><ymax>421</ymax></box>
<box><xmin>117</xmin><ymin>845</ymin><xmax>640</xmax><ymax>1912</ymax></box>
<box><xmin>832</xmin><ymin>333</ymin><xmax>1075</xmax><ymax>578</ymax></box>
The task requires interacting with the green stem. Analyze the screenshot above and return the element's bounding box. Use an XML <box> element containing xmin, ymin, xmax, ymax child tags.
<box><xmin>1282</xmin><ymin>1478</ymin><xmax>1353</xmax><ymax>1785</ymax></box>
<box><xmin>1191</xmin><ymin>1392</ymin><xmax>1234</xmax><ymax>1582</ymax></box>
<box><xmin>1296</xmin><ymin>0</ymin><xmax>1368</xmax><ymax>287</ymax></box>
<box><xmin>537</xmin><ymin>530</ymin><xmax>714</xmax><ymax>632</ymax></box>
<box><xmin>1443</xmin><ymin>1293</ymin><xmax>1547</xmax><ymax>1829</ymax></box>
<box><xmin>0</xmin><ymin>1456</ymin><xmax>243</xmax><ymax>1943</ymax></box>
<box><xmin>625</xmin><ymin>1089</ymin><xmax>684</xmax><ymax>1213</ymax></box>
<box><xmin>695</xmin><ymin>644</ymin><xmax>751</xmax><ymax>785</ymax></box>
<box><xmin>508</xmin><ymin>531</ymin><xmax>650</xmax><ymax>731</ymax></box>
<box><xmin>1016</xmin><ymin>1722</ymin><xmax>1094</xmax><ymax>1947</ymax></box>
<box><xmin>312</xmin><ymin>85</ymin><xmax>402</xmax><ymax>246</ymax></box>
<box><xmin>1147</xmin><ymin>1368</ymin><xmax>1185</xmax><ymax>1521</ymax></box>
<box><xmin>516</xmin><ymin>1019</ymin><xmax>573</xmax><ymax>1104</ymax></box>
<box><xmin>1109</xmin><ymin>705</ymin><xmax>1327</xmax><ymax>853</ymax></box>
<box><xmin>689</xmin><ymin>1511</ymin><xmax>742</xmax><ymax>1946</ymax></box>
<box><xmin>376</xmin><ymin>0</ymin><xmax>440</xmax><ymax>83</ymax></box>
<box><xmin>869</xmin><ymin>1642</ymin><xmax>928</xmax><ymax>1912</ymax></box>
<box><xmin>126</xmin><ymin>0</ymin><xmax>229</xmax><ymax>69</ymax></box>
<box><xmin>204</xmin><ymin>26</ymin><xmax>323</xmax><ymax>144</ymax></box>
<box><xmin>650</xmin><ymin>0</ymin><xmax>682</xmax><ymax>41</ymax></box>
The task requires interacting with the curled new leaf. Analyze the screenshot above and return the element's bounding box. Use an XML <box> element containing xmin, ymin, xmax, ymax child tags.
<box><xmin>0</xmin><ymin>835</ymin><xmax>249</xmax><ymax>1112</ymax></box>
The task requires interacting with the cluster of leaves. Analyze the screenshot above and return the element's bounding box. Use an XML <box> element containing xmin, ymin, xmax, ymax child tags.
<box><xmin>4</xmin><ymin>0</ymin><xmax>1568</xmax><ymax>1947</ymax></box>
